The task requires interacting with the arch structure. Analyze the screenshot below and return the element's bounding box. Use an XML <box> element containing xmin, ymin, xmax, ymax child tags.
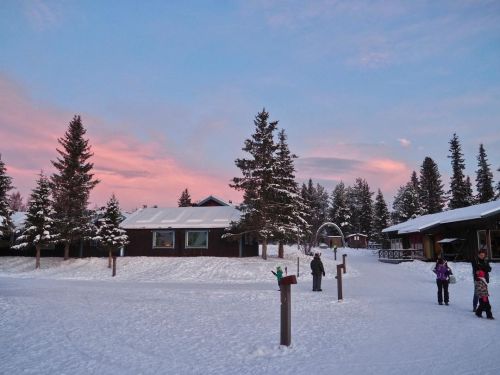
<box><xmin>315</xmin><ymin>222</ymin><xmax>346</xmax><ymax>248</ymax></box>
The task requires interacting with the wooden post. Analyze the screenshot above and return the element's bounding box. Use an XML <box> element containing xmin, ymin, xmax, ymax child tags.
<box><xmin>336</xmin><ymin>264</ymin><xmax>343</xmax><ymax>301</ymax></box>
<box><xmin>279</xmin><ymin>275</ymin><xmax>297</xmax><ymax>346</ymax></box>
<box><xmin>297</xmin><ymin>257</ymin><xmax>300</xmax><ymax>278</ymax></box>
<box><xmin>342</xmin><ymin>254</ymin><xmax>347</xmax><ymax>274</ymax></box>
<box><xmin>334</xmin><ymin>248</ymin><xmax>337</xmax><ymax>261</ymax></box>
<box><xmin>112</xmin><ymin>255</ymin><xmax>117</xmax><ymax>277</ymax></box>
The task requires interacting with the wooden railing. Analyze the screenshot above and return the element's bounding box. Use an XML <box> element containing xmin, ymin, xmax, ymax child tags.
<box><xmin>378</xmin><ymin>248</ymin><xmax>424</xmax><ymax>261</ymax></box>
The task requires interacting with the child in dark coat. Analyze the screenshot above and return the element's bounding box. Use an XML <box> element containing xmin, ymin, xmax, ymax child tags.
<box><xmin>433</xmin><ymin>258</ymin><xmax>453</xmax><ymax>305</ymax></box>
<box><xmin>475</xmin><ymin>270</ymin><xmax>494</xmax><ymax>320</ymax></box>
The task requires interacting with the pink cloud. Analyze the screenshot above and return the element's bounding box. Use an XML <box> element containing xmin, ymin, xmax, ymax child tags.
<box><xmin>0</xmin><ymin>75</ymin><xmax>240</xmax><ymax>210</ymax></box>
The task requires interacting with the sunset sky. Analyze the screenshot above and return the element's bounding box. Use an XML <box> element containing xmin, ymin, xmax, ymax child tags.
<box><xmin>1</xmin><ymin>1</ymin><xmax>500</xmax><ymax>211</ymax></box>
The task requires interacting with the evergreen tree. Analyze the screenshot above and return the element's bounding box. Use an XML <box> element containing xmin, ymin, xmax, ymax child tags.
<box><xmin>271</xmin><ymin>129</ymin><xmax>308</xmax><ymax>258</ymax></box>
<box><xmin>0</xmin><ymin>154</ymin><xmax>14</xmax><ymax>239</ymax></box>
<box><xmin>353</xmin><ymin>178</ymin><xmax>373</xmax><ymax>238</ymax></box>
<box><xmin>8</xmin><ymin>191</ymin><xmax>26</xmax><ymax>212</ymax></box>
<box><xmin>475</xmin><ymin>144</ymin><xmax>495</xmax><ymax>203</ymax></box>
<box><xmin>329</xmin><ymin>181</ymin><xmax>352</xmax><ymax>236</ymax></box>
<box><xmin>51</xmin><ymin>115</ymin><xmax>99</xmax><ymax>260</ymax></box>
<box><xmin>372</xmin><ymin>189</ymin><xmax>390</xmax><ymax>246</ymax></box>
<box><xmin>300</xmin><ymin>180</ymin><xmax>329</xmax><ymax>254</ymax></box>
<box><xmin>419</xmin><ymin>156</ymin><xmax>445</xmax><ymax>214</ymax></box>
<box><xmin>94</xmin><ymin>194</ymin><xmax>128</xmax><ymax>269</ymax></box>
<box><xmin>496</xmin><ymin>166</ymin><xmax>500</xmax><ymax>200</ymax></box>
<box><xmin>178</xmin><ymin>188</ymin><xmax>192</xmax><ymax>207</ymax></box>
<box><xmin>13</xmin><ymin>173</ymin><xmax>57</xmax><ymax>269</ymax></box>
<box><xmin>448</xmin><ymin>133</ymin><xmax>472</xmax><ymax>208</ymax></box>
<box><xmin>230</xmin><ymin>109</ymin><xmax>279</xmax><ymax>260</ymax></box>
<box><xmin>392</xmin><ymin>173</ymin><xmax>421</xmax><ymax>223</ymax></box>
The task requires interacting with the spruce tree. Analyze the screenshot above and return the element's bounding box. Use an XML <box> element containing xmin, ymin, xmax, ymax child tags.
<box><xmin>496</xmin><ymin>167</ymin><xmax>500</xmax><ymax>200</ymax></box>
<box><xmin>475</xmin><ymin>144</ymin><xmax>495</xmax><ymax>203</ymax></box>
<box><xmin>300</xmin><ymin>180</ymin><xmax>329</xmax><ymax>254</ymax></box>
<box><xmin>448</xmin><ymin>133</ymin><xmax>471</xmax><ymax>209</ymax></box>
<box><xmin>271</xmin><ymin>129</ymin><xmax>308</xmax><ymax>258</ymax></box>
<box><xmin>353</xmin><ymin>178</ymin><xmax>373</xmax><ymax>238</ymax></box>
<box><xmin>230</xmin><ymin>109</ymin><xmax>279</xmax><ymax>260</ymax></box>
<box><xmin>419</xmin><ymin>156</ymin><xmax>445</xmax><ymax>214</ymax></box>
<box><xmin>0</xmin><ymin>154</ymin><xmax>14</xmax><ymax>240</ymax></box>
<box><xmin>372</xmin><ymin>189</ymin><xmax>390</xmax><ymax>246</ymax></box>
<box><xmin>13</xmin><ymin>173</ymin><xmax>57</xmax><ymax>269</ymax></box>
<box><xmin>51</xmin><ymin>115</ymin><xmax>99</xmax><ymax>260</ymax></box>
<box><xmin>392</xmin><ymin>172</ymin><xmax>420</xmax><ymax>223</ymax></box>
<box><xmin>94</xmin><ymin>194</ymin><xmax>128</xmax><ymax>269</ymax></box>
<box><xmin>329</xmin><ymin>181</ymin><xmax>352</xmax><ymax>236</ymax></box>
<box><xmin>178</xmin><ymin>188</ymin><xmax>192</xmax><ymax>207</ymax></box>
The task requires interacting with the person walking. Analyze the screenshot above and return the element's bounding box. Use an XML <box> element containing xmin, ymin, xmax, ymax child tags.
<box><xmin>433</xmin><ymin>258</ymin><xmax>453</xmax><ymax>305</ymax></box>
<box><xmin>310</xmin><ymin>253</ymin><xmax>325</xmax><ymax>291</ymax></box>
<box><xmin>472</xmin><ymin>247</ymin><xmax>492</xmax><ymax>312</ymax></box>
<box><xmin>475</xmin><ymin>269</ymin><xmax>494</xmax><ymax>320</ymax></box>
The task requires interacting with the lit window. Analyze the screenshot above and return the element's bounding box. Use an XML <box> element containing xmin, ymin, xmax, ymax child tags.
<box><xmin>153</xmin><ymin>231</ymin><xmax>175</xmax><ymax>248</ymax></box>
<box><xmin>186</xmin><ymin>231</ymin><xmax>208</xmax><ymax>248</ymax></box>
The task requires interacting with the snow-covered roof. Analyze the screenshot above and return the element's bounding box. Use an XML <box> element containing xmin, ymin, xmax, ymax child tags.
<box><xmin>196</xmin><ymin>195</ymin><xmax>231</xmax><ymax>206</ymax></box>
<box><xmin>383</xmin><ymin>200</ymin><xmax>500</xmax><ymax>235</ymax></box>
<box><xmin>120</xmin><ymin>206</ymin><xmax>241</xmax><ymax>229</ymax></box>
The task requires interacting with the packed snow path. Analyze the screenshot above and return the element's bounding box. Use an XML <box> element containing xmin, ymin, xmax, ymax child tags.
<box><xmin>1</xmin><ymin>247</ymin><xmax>498</xmax><ymax>375</ymax></box>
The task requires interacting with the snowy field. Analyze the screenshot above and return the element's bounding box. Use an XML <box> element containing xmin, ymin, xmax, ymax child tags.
<box><xmin>1</xmin><ymin>246</ymin><xmax>499</xmax><ymax>375</ymax></box>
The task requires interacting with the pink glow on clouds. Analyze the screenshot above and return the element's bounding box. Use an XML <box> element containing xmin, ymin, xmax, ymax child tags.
<box><xmin>0</xmin><ymin>75</ymin><xmax>241</xmax><ymax>210</ymax></box>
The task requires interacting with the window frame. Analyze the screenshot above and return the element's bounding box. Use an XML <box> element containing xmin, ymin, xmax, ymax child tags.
<box><xmin>152</xmin><ymin>230</ymin><xmax>176</xmax><ymax>249</ymax></box>
<box><xmin>185</xmin><ymin>230</ymin><xmax>209</xmax><ymax>249</ymax></box>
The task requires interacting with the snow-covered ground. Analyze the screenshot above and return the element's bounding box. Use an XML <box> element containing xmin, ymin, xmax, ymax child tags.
<box><xmin>1</xmin><ymin>246</ymin><xmax>499</xmax><ymax>375</ymax></box>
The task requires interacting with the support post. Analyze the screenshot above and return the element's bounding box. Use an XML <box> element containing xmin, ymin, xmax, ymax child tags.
<box><xmin>297</xmin><ymin>257</ymin><xmax>300</xmax><ymax>278</ymax></box>
<box><xmin>112</xmin><ymin>255</ymin><xmax>117</xmax><ymax>277</ymax></box>
<box><xmin>279</xmin><ymin>275</ymin><xmax>297</xmax><ymax>346</ymax></box>
<box><xmin>336</xmin><ymin>264</ymin><xmax>343</xmax><ymax>301</ymax></box>
<box><xmin>342</xmin><ymin>254</ymin><xmax>347</xmax><ymax>274</ymax></box>
<box><xmin>334</xmin><ymin>248</ymin><xmax>337</xmax><ymax>261</ymax></box>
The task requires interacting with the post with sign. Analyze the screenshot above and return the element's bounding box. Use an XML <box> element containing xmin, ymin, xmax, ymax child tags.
<box><xmin>279</xmin><ymin>275</ymin><xmax>297</xmax><ymax>346</ymax></box>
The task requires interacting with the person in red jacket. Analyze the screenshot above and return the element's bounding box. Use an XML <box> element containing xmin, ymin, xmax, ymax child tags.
<box><xmin>475</xmin><ymin>270</ymin><xmax>494</xmax><ymax>320</ymax></box>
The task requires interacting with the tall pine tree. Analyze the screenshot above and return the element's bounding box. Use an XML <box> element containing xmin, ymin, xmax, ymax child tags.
<box><xmin>419</xmin><ymin>156</ymin><xmax>445</xmax><ymax>214</ymax></box>
<box><xmin>271</xmin><ymin>129</ymin><xmax>308</xmax><ymax>258</ymax></box>
<box><xmin>475</xmin><ymin>144</ymin><xmax>495</xmax><ymax>203</ymax></box>
<box><xmin>300</xmin><ymin>180</ymin><xmax>329</xmax><ymax>254</ymax></box>
<box><xmin>392</xmin><ymin>172</ymin><xmax>421</xmax><ymax>223</ymax></box>
<box><xmin>13</xmin><ymin>173</ymin><xmax>57</xmax><ymax>269</ymax></box>
<box><xmin>178</xmin><ymin>188</ymin><xmax>192</xmax><ymax>207</ymax></box>
<box><xmin>448</xmin><ymin>133</ymin><xmax>472</xmax><ymax>208</ymax></box>
<box><xmin>372</xmin><ymin>189</ymin><xmax>390</xmax><ymax>246</ymax></box>
<box><xmin>51</xmin><ymin>115</ymin><xmax>99</xmax><ymax>260</ymax></box>
<box><xmin>230</xmin><ymin>109</ymin><xmax>279</xmax><ymax>260</ymax></box>
<box><xmin>353</xmin><ymin>178</ymin><xmax>373</xmax><ymax>238</ymax></box>
<box><xmin>0</xmin><ymin>154</ymin><xmax>14</xmax><ymax>240</ymax></box>
<box><xmin>8</xmin><ymin>191</ymin><xmax>26</xmax><ymax>212</ymax></box>
<box><xmin>94</xmin><ymin>194</ymin><xmax>128</xmax><ymax>269</ymax></box>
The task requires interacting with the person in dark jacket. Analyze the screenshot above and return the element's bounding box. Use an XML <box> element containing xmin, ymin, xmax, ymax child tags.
<box><xmin>310</xmin><ymin>253</ymin><xmax>325</xmax><ymax>291</ymax></box>
<box><xmin>475</xmin><ymin>269</ymin><xmax>494</xmax><ymax>320</ymax></box>
<box><xmin>472</xmin><ymin>247</ymin><xmax>492</xmax><ymax>312</ymax></box>
<box><xmin>433</xmin><ymin>258</ymin><xmax>453</xmax><ymax>305</ymax></box>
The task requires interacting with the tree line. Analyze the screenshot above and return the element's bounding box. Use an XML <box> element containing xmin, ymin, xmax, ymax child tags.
<box><xmin>229</xmin><ymin>110</ymin><xmax>500</xmax><ymax>258</ymax></box>
<box><xmin>0</xmin><ymin>116</ymin><xmax>128</xmax><ymax>268</ymax></box>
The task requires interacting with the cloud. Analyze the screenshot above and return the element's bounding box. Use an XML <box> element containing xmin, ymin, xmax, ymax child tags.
<box><xmin>0</xmin><ymin>74</ymin><xmax>241</xmax><ymax>210</ymax></box>
<box><xmin>23</xmin><ymin>0</ymin><xmax>62</xmax><ymax>31</ymax></box>
<box><xmin>398</xmin><ymin>138</ymin><xmax>411</xmax><ymax>147</ymax></box>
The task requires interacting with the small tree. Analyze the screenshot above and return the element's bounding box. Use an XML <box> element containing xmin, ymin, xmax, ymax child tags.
<box><xmin>448</xmin><ymin>133</ymin><xmax>472</xmax><ymax>209</ymax></box>
<box><xmin>0</xmin><ymin>154</ymin><xmax>14</xmax><ymax>240</ymax></box>
<box><xmin>178</xmin><ymin>188</ymin><xmax>192</xmax><ymax>207</ymax></box>
<box><xmin>330</xmin><ymin>181</ymin><xmax>352</xmax><ymax>236</ymax></box>
<box><xmin>8</xmin><ymin>191</ymin><xmax>27</xmax><ymax>212</ymax></box>
<box><xmin>13</xmin><ymin>173</ymin><xmax>57</xmax><ymax>269</ymax></box>
<box><xmin>95</xmin><ymin>194</ymin><xmax>129</xmax><ymax>269</ymax></box>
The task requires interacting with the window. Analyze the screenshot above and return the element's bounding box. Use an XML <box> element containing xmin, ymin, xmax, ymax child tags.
<box><xmin>186</xmin><ymin>231</ymin><xmax>208</xmax><ymax>248</ymax></box>
<box><xmin>153</xmin><ymin>231</ymin><xmax>175</xmax><ymax>248</ymax></box>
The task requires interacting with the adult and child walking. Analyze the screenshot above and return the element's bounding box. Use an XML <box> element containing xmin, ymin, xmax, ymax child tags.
<box><xmin>433</xmin><ymin>246</ymin><xmax>494</xmax><ymax>320</ymax></box>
